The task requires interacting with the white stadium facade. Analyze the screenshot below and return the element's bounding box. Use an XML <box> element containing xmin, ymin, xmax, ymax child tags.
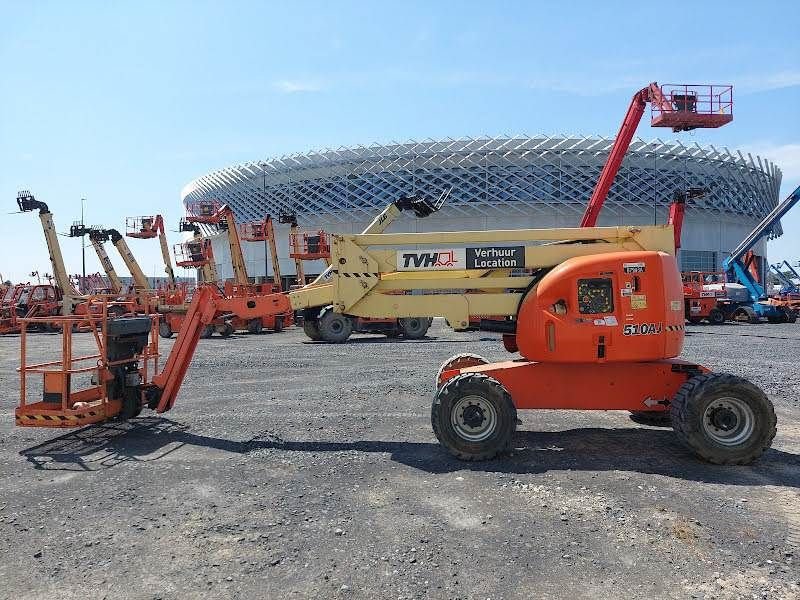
<box><xmin>180</xmin><ymin>135</ymin><xmax>783</xmax><ymax>287</ymax></box>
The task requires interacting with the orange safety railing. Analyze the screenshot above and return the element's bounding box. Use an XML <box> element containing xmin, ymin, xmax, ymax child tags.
<box><xmin>651</xmin><ymin>84</ymin><xmax>733</xmax><ymax>128</ymax></box>
<box><xmin>289</xmin><ymin>230</ymin><xmax>331</xmax><ymax>260</ymax></box>
<box><xmin>185</xmin><ymin>200</ymin><xmax>223</xmax><ymax>221</ymax></box>
<box><xmin>174</xmin><ymin>241</ymin><xmax>210</xmax><ymax>267</ymax></box>
<box><xmin>239</xmin><ymin>221</ymin><xmax>270</xmax><ymax>241</ymax></box>
<box><xmin>16</xmin><ymin>297</ymin><xmax>161</xmax><ymax>427</ymax></box>
<box><xmin>125</xmin><ymin>216</ymin><xmax>158</xmax><ymax>239</ymax></box>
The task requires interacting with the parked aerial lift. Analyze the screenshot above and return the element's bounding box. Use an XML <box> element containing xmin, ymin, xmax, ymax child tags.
<box><xmin>68</xmin><ymin>225</ymin><xmax>124</xmax><ymax>294</ymax></box>
<box><xmin>167</xmin><ymin>220</ymin><xmax>232</xmax><ymax>339</ymax></box>
<box><xmin>580</xmin><ymin>83</ymin><xmax>732</xmax><ymax>229</ymax></box>
<box><xmin>16</xmin><ymin>191</ymin><xmax>79</xmax><ymax>316</ymax></box>
<box><xmin>0</xmin><ymin>282</ymin><xmax>62</xmax><ymax>334</ymax></box>
<box><xmin>16</xmin><ymin>218</ymin><xmax>777</xmax><ymax>466</ymax></box>
<box><xmin>296</xmin><ymin>192</ymin><xmax>451</xmax><ymax>342</ymax></box>
<box><xmin>574</xmin><ymin>83</ymin><xmax>734</xmax><ymax>326</ymax></box>
<box><xmin>125</xmin><ymin>214</ymin><xmax>178</xmax><ymax>290</ymax></box>
<box><xmin>183</xmin><ymin>201</ymin><xmax>293</xmax><ymax>335</ymax></box>
<box><xmin>770</xmin><ymin>261</ymin><xmax>799</xmax><ymax>295</ymax></box>
<box><xmin>238</xmin><ymin>214</ymin><xmax>283</xmax><ymax>290</ymax></box>
<box><xmin>721</xmin><ymin>184</ymin><xmax>800</xmax><ymax>323</ymax></box>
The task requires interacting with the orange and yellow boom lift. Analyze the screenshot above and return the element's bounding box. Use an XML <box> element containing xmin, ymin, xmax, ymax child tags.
<box><xmin>15</xmin><ymin>217</ymin><xmax>778</xmax><ymax>466</ymax></box>
<box><xmin>158</xmin><ymin>220</ymin><xmax>227</xmax><ymax>339</ymax></box>
<box><xmin>184</xmin><ymin>201</ymin><xmax>292</xmax><ymax>334</ymax></box>
<box><xmin>68</xmin><ymin>224</ymin><xmax>124</xmax><ymax>295</ymax></box>
<box><xmin>16</xmin><ymin>191</ymin><xmax>79</xmax><ymax>316</ymax></box>
<box><xmin>238</xmin><ymin>213</ymin><xmax>283</xmax><ymax>291</ymax></box>
<box><xmin>580</xmin><ymin>83</ymin><xmax>732</xmax><ymax>230</ymax></box>
<box><xmin>295</xmin><ymin>191</ymin><xmax>452</xmax><ymax>342</ymax></box>
<box><xmin>279</xmin><ymin>213</ymin><xmax>312</xmax><ymax>286</ymax></box>
<box><xmin>125</xmin><ymin>215</ymin><xmax>178</xmax><ymax>292</ymax></box>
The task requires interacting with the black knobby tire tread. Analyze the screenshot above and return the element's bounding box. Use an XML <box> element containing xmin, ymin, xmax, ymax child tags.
<box><xmin>670</xmin><ymin>373</ymin><xmax>776</xmax><ymax>465</ymax></box>
<box><xmin>399</xmin><ymin>317</ymin><xmax>430</xmax><ymax>339</ymax></box>
<box><xmin>435</xmin><ymin>352</ymin><xmax>488</xmax><ymax>389</ymax></box>
<box><xmin>431</xmin><ymin>372</ymin><xmax>517</xmax><ymax>461</ymax></box>
<box><xmin>318</xmin><ymin>311</ymin><xmax>352</xmax><ymax>343</ymax></box>
<box><xmin>303</xmin><ymin>320</ymin><xmax>322</xmax><ymax>341</ymax></box>
<box><xmin>628</xmin><ymin>411</ymin><xmax>672</xmax><ymax>427</ymax></box>
<box><xmin>708</xmin><ymin>308</ymin><xmax>725</xmax><ymax>325</ymax></box>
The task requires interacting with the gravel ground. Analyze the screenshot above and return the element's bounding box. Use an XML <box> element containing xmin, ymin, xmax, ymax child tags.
<box><xmin>0</xmin><ymin>319</ymin><xmax>798</xmax><ymax>599</ymax></box>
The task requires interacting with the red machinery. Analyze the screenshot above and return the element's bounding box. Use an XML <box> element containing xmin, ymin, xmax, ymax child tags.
<box><xmin>682</xmin><ymin>271</ymin><xmax>727</xmax><ymax>324</ymax></box>
<box><xmin>580</xmin><ymin>83</ymin><xmax>732</xmax><ymax>229</ymax></box>
<box><xmin>183</xmin><ymin>201</ymin><xmax>293</xmax><ymax>335</ymax></box>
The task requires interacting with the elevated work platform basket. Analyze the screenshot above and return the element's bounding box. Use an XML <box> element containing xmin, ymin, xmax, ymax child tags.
<box><xmin>184</xmin><ymin>200</ymin><xmax>223</xmax><ymax>224</ymax></box>
<box><xmin>126</xmin><ymin>216</ymin><xmax>158</xmax><ymax>239</ymax></box>
<box><xmin>289</xmin><ymin>230</ymin><xmax>331</xmax><ymax>260</ymax></box>
<box><xmin>15</xmin><ymin>300</ymin><xmax>160</xmax><ymax>428</ymax></box>
<box><xmin>174</xmin><ymin>241</ymin><xmax>211</xmax><ymax>268</ymax></box>
<box><xmin>239</xmin><ymin>220</ymin><xmax>271</xmax><ymax>241</ymax></box>
<box><xmin>651</xmin><ymin>84</ymin><xmax>733</xmax><ymax>132</ymax></box>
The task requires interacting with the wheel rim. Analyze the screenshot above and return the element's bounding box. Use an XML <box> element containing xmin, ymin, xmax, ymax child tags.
<box><xmin>329</xmin><ymin>318</ymin><xmax>343</xmax><ymax>334</ymax></box>
<box><xmin>702</xmin><ymin>396</ymin><xmax>755</xmax><ymax>446</ymax></box>
<box><xmin>451</xmin><ymin>395</ymin><xmax>497</xmax><ymax>442</ymax></box>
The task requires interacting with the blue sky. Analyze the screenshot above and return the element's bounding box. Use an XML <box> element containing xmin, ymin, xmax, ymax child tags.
<box><xmin>1</xmin><ymin>0</ymin><xmax>798</xmax><ymax>283</ymax></box>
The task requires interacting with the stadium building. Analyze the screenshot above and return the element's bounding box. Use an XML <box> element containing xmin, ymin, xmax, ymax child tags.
<box><xmin>180</xmin><ymin>135</ymin><xmax>783</xmax><ymax>287</ymax></box>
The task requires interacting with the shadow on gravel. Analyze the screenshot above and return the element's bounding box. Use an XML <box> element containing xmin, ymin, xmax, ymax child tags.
<box><xmin>19</xmin><ymin>418</ymin><xmax>800</xmax><ymax>488</ymax></box>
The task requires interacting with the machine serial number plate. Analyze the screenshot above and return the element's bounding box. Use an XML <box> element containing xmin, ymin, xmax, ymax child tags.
<box><xmin>623</xmin><ymin>323</ymin><xmax>662</xmax><ymax>336</ymax></box>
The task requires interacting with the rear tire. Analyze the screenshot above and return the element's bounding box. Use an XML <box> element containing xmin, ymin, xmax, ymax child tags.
<box><xmin>670</xmin><ymin>373</ymin><xmax>776</xmax><ymax>465</ymax></box>
<box><xmin>733</xmin><ymin>306</ymin><xmax>759</xmax><ymax>324</ymax></box>
<box><xmin>303</xmin><ymin>320</ymin><xmax>322</xmax><ymax>341</ymax></box>
<box><xmin>273</xmin><ymin>316</ymin><xmax>284</xmax><ymax>333</ymax></box>
<box><xmin>708</xmin><ymin>308</ymin><xmax>725</xmax><ymax>325</ymax></box>
<box><xmin>220</xmin><ymin>323</ymin><xmax>234</xmax><ymax>338</ymax></box>
<box><xmin>199</xmin><ymin>325</ymin><xmax>214</xmax><ymax>339</ymax></box>
<box><xmin>432</xmin><ymin>373</ymin><xmax>517</xmax><ymax>461</ymax></box>
<box><xmin>158</xmin><ymin>321</ymin><xmax>173</xmax><ymax>339</ymax></box>
<box><xmin>399</xmin><ymin>317</ymin><xmax>430</xmax><ymax>339</ymax></box>
<box><xmin>436</xmin><ymin>353</ymin><xmax>488</xmax><ymax>389</ymax></box>
<box><xmin>318</xmin><ymin>311</ymin><xmax>352</xmax><ymax>343</ymax></box>
<box><xmin>247</xmin><ymin>319</ymin><xmax>263</xmax><ymax>334</ymax></box>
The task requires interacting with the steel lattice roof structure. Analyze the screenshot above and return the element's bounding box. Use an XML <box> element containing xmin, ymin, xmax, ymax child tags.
<box><xmin>181</xmin><ymin>135</ymin><xmax>783</xmax><ymax>236</ymax></box>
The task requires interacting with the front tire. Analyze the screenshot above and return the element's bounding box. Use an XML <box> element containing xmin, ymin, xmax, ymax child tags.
<box><xmin>317</xmin><ymin>311</ymin><xmax>353</xmax><ymax>343</ymax></box>
<box><xmin>303</xmin><ymin>319</ymin><xmax>322</xmax><ymax>341</ymax></box>
<box><xmin>708</xmin><ymin>308</ymin><xmax>725</xmax><ymax>325</ymax></box>
<box><xmin>670</xmin><ymin>373</ymin><xmax>776</xmax><ymax>465</ymax></box>
<box><xmin>199</xmin><ymin>325</ymin><xmax>214</xmax><ymax>339</ymax></box>
<box><xmin>432</xmin><ymin>373</ymin><xmax>517</xmax><ymax>461</ymax></box>
<box><xmin>247</xmin><ymin>319</ymin><xmax>263</xmax><ymax>334</ymax></box>
<box><xmin>399</xmin><ymin>317</ymin><xmax>431</xmax><ymax>339</ymax></box>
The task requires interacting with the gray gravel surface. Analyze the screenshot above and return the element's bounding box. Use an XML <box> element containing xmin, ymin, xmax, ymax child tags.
<box><xmin>0</xmin><ymin>320</ymin><xmax>798</xmax><ymax>599</ymax></box>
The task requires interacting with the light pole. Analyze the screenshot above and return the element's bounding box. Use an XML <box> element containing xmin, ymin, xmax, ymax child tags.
<box><xmin>81</xmin><ymin>198</ymin><xmax>86</xmax><ymax>278</ymax></box>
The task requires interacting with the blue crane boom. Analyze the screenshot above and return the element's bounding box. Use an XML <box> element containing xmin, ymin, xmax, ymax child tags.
<box><xmin>783</xmin><ymin>260</ymin><xmax>800</xmax><ymax>282</ymax></box>
<box><xmin>723</xmin><ymin>184</ymin><xmax>800</xmax><ymax>302</ymax></box>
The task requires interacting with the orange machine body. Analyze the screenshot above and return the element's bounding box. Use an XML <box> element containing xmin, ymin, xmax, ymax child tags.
<box><xmin>516</xmin><ymin>251</ymin><xmax>685</xmax><ymax>363</ymax></box>
<box><xmin>441</xmin><ymin>251</ymin><xmax>695</xmax><ymax>414</ymax></box>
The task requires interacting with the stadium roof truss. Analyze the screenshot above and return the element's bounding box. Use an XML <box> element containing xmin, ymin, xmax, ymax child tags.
<box><xmin>181</xmin><ymin>135</ymin><xmax>783</xmax><ymax>237</ymax></box>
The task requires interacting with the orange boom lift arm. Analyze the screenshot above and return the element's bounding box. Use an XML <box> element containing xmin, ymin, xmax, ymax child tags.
<box><xmin>580</xmin><ymin>83</ymin><xmax>732</xmax><ymax>229</ymax></box>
